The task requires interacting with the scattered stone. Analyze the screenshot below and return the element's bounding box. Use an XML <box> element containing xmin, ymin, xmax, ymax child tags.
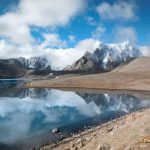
<box><xmin>105</xmin><ymin>126</ymin><xmax>113</xmax><ymax>133</ymax></box>
<box><xmin>121</xmin><ymin>121</ymin><xmax>126</xmax><ymax>125</ymax></box>
<box><xmin>113</xmin><ymin>125</ymin><xmax>118</xmax><ymax>130</ymax></box>
<box><xmin>76</xmin><ymin>138</ymin><xmax>86</xmax><ymax>149</ymax></box>
<box><xmin>70</xmin><ymin>147</ymin><xmax>77</xmax><ymax>150</ymax></box>
<box><xmin>51</xmin><ymin>128</ymin><xmax>60</xmax><ymax>134</ymax></box>
<box><xmin>138</xmin><ymin>136</ymin><xmax>150</xmax><ymax>143</ymax></box>
<box><xmin>70</xmin><ymin>141</ymin><xmax>75</xmax><ymax>148</ymax></box>
<box><xmin>99</xmin><ymin>129</ymin><xmax>105</xmax><ymax>135</ymax></box>
<box><xmin>98</xmin><ymin>143</ymin><xmax>111</xmax><ymax>150</ymax></box>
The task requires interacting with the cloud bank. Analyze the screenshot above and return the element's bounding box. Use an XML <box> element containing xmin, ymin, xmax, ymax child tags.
<box><xmin>0</xmin><ymin>38</ymin><xmax>98</xmax><ymax>69</ymax></box>
<box><xmin>0</xmin><ymin>0</ymin><xmax>86</xmax><ymax>44</ymax></box>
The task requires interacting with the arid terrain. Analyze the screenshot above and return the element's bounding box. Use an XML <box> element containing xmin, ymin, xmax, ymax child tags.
<box><xmin>26</xmin><ymin>57</ymin><xmax>150</xmax><ymax>92</ymax></box>
<box><xmin>40</xmin><ymin>108</ymin><xmax>150</xmax><ymax>150</ymax></box>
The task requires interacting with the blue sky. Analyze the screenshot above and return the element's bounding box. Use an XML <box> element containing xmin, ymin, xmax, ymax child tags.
<box><xmin>0</xmin><ymin>0</ymin><xmax>149</xmax><ymax>45</ymax></box>
<box><xmin>28</xmin><ymin>0</ymin><xmax>149</xmax><ymax>46</ymax></box>
<box><xmin>0</xmin><ymin>0</ymin><xmax>149</xmax><ymax>68</ymax></box>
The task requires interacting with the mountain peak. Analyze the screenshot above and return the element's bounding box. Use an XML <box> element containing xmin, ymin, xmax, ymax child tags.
<box><xmin>99</xmin><ymin>42</ymin><xmax>107</xmax><ymax>49</ymax></box>
<box><xmin>64</xmin><ymin>42</ymin><xmax>142</xmax><ymax>71</ymax></box>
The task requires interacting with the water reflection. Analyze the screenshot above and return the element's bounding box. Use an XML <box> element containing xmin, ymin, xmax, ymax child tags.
<box><xmin>0</xmin><ymin>81</ymin><xmax>150</xmax><ymax>150</ymax></box>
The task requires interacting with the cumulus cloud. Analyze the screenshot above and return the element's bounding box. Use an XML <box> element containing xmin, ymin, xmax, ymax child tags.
<box><xmin>42</xmin><ymin>33</ymin><xmax>67</xmax><ymax>48</ymax></box>
<box><xmin>0</xmin><ymin>13</ymin><xmax>33</xmax><ymax>44</ymax></box>
<box><xmin>114</xmin><ymin>26</ymin><xmax>137</xmax><ymax>43</ymax></box>
<box><xmin>0</xmin><ymin>0</ymin><xmax>86</xmax><ymax>44</ymax></box>
<box><xmin>20</xmin><ymin>0</ymin><xmax>86</xmax><ymax>27</ymax></box>
<box><xmin>0</xmin><ymin>38</ymin><xmax>98</xmax><ymax>69</ymax></box>
<box><xmin>97</xmin><ymin>1</ymin><xmax>137</xmax><ymax>21</ymax></box>
<box><xmin>42</xmin><ymin>38</ymin><xmax>98</xmax><ymax>69</ymax></box>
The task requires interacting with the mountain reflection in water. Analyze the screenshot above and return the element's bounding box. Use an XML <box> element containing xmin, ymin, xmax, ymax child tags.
<box><xmin>0</xmin><ymin>80</ymin><xmax>150</xmax><ymax>150</ymax></box>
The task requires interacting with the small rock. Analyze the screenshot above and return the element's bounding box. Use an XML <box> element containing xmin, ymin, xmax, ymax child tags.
<box><xmin>98</xmin><ymin>143</ymin><xmax>111</xmax><ymax>150</ymax></box>
<box><xmin>113</xmin><ymin>125</ymin><xmax>118</xmax><ymax>130</ymax></box>
<box><xmin>105</xmin><ymin>126</ymin><xmax>113</xmax><ymax>133</ymax></box>
<box><xmin>51</xmin><ymin>128</ymin><xmax>60</xmax><ymax>134</ymax></box>
<box><xmin>99</xmin><ymin>130</ymin><xmax>105</xmax><ymax>135</ymax></box>
<box><xmin>71</xmin><ymin>147</ymin><xmax>77</xmax><ymax>150</ymax></box>
<box><xmin>76</xmin><ymin>138</ymin><xmax>86</xmax><ymax>149</ymax></box>
<box><xmin>70</xmin><ymin>141</ymin><xmax>75</xmax><ymax>148</ymax></box>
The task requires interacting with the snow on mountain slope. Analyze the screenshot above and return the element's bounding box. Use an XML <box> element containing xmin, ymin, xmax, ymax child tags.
<box><xmin>6</xmin><ymin>57</ymin><xmax>50</xmax><ymax>71</ymax></box>
<box><xmin>64</xmin><ymin>41</ymin><xmax>142</xmax><ymax>71</ymax></box>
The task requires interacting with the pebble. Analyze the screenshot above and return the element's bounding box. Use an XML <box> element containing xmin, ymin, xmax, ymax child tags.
<box><xmin>98</xmin><ymin>143</ymin><xmax>111</xmax><ymax>150</ymax></box>
<box><xmin>76</xmin><ymin>138</ymin><xmax>86</xmax><ymax>148</ymax></box>
<box><xmin>51</xmin><ymin>128</ymin><xmax>60</xmax><ymax>134</ymax></box>
<box><xmin>70</xmin><ymin>141</ymin><xmax>75</xmax><ymax>148</ymax></box>
<box><xmin>105</xmin><ymin>126</ymin><xmax>113</xmax><ymax>133</ymax></box>
<box><xmin>70</xmin><ymin>147</ymin><xmax>77</xmax><ymax>150</ymax></box>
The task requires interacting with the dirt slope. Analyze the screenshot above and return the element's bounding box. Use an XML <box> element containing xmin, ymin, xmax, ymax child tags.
<box><xmin>113</xmin><ymin>57</ymin><xmax>150</xmax><ymax>73</ymax></box>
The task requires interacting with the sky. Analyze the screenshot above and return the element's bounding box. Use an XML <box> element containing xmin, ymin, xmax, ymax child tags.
<box><xmin>0</xmin><ymin>0</ymin><xmax>149</xmax><ymax>69</ymax></box>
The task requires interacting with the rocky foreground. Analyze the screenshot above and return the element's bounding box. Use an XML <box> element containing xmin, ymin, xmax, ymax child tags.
<box><xmin>39</xmin><ymin>108</ymin><xmax>150</xmax><ymax>150</ymax></box>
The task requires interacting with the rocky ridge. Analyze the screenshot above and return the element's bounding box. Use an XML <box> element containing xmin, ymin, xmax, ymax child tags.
<box><xmin>64</xmin><ymin>41</ymin><xmax>142</xmax><ymax>71</ymax></box>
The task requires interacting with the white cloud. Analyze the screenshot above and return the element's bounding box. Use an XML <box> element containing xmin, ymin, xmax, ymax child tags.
<box><xmin>44</xmin><ymin>38</ymin><xmax>98</xmax><ymax>69</ymax></box>
<box><xmin>97</xmin><ymin>1</ymin><xmax>137</xmax><ymax>20</ymax></box>
<box><xmin>92</xmin><ymin>26</ymin><xmax>106</xmax><ymax>39</ymax></box>
<box><xmin>0</xmin><ymin>13</ymin><xmax>33</xmax><ymax>44</ymax></box>
<box><xmin>114</xmin><ymin>26</ymin><xmax>137</xmax><ymax>43</ymax></box>
<box><xmin>139</xmin><ymin>46</ymin><xmax>150</xmax><ymax>56</ymax></box>
<box><xmin>42</xmin><ymin>33</ymin><xmax>67</xmax><ymax>48</ymax></box>
<box><xmin>75</xmin><ymin>38</ymin><xmax>97</xmax><ymax>53</ymax></box>
<box><xmin>0</xmin><ymin>0</ymin><xmax>86</xmax><ymax>44</ymax></box>
<box><xmin>0</xmin><ymin>38</ymin><xmax>98</xmax><ymax>69</ymax></box>
<box><xmin>20</xmin><ymin>0</ymin><xmax>86</xmax><ymax>27</ymax></box>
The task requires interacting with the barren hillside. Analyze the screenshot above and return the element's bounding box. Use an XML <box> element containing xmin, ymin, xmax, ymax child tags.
<box><xmin>25</xmin><ymin>57</ymin><xmax>150</xmax><ymax>92</ymax></box>
<box><xmin>113</xmin><ymin>57</ymin><xmax>150</xmax><ymax>73</ymax></box>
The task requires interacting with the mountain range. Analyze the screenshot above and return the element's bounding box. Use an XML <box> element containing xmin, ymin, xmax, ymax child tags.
<box><xmin>64</xmin><ymin>41</ymin><xmax>142</xmax><ymax>71</ymax></box>
<box><xmin>0</xmin><ymin>57</ymin><xmax>51</xmax><ymax>78</ymax></box>
<box><xmin>0</xmin><ymin>41</ymin><xmax>142</xmax><ymax>78</ymax></box>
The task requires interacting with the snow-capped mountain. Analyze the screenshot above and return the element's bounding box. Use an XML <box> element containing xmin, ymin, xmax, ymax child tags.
<box><xmin>64</xmin><ymin>41</ymin><xmax>142</xmax><ymax>71</ymax></box>
<box><xmin>6</xmin><ymin>57</ymin><xmax>50</xmax><ymax>71</ymax></box>
<box><xmin>0</xmin><ymin>57</ymin><xmax>51</xmax><ymax>78</ymax></box>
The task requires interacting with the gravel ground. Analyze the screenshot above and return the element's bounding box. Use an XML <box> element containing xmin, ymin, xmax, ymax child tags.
<box><xmin>39</xmin><ymin>108</ymin><xmax>150</xmax><ymax>150</ymax></box>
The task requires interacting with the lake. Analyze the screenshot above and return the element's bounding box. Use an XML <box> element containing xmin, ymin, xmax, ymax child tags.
<box><xmin>0</xmin><ymin>79</ymin><xmax>150</xmax><ymax>150</ymax></box>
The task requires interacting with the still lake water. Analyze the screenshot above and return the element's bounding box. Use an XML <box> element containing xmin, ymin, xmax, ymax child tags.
<box><xmin>0</xmin><ymin>79</ymin><xmax>150</xmax><ymax>150</ymax></box>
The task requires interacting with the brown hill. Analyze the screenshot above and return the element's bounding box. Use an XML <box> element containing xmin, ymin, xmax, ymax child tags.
<box><xmin>113</xmin><ymin>57</ymin><xmax>150</xmax><ymax>73</ymax></box>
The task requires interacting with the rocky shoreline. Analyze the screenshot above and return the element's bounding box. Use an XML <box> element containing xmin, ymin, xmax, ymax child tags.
<box><xmin>34</xmin><ymin>107</ymin><xmax>150</xmax><ymax>150</ymax></box>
